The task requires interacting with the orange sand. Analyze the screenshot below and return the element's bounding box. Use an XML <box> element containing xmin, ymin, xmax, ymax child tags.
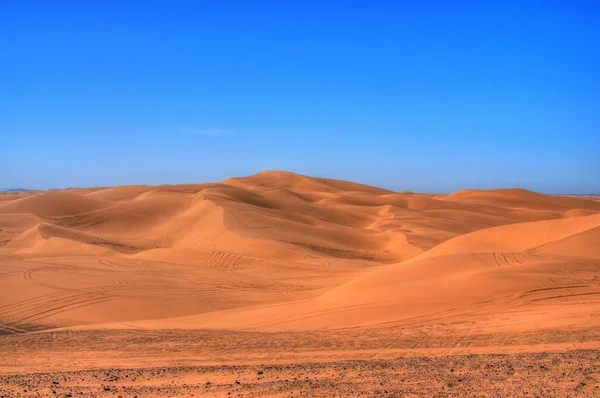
<box><xmin>1</xmin><ymin>171</ymin><xmax>599</xmax><ymax>396</ymax></box>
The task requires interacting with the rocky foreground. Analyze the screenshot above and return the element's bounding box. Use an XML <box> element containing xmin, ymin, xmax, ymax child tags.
<box><xmin>1</xmin><ymin>350</ymin><xmax>599</xmax><ymax>397</ymax></box>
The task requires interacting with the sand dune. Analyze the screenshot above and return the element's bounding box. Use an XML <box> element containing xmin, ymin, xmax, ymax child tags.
<box><xmin>1</xmin><ymin>172</ymin><xmax>599</xmax><ymax>395</ymax></box>
<box><xmin>1</xmin><ymin>171</ymin><xmax>599</xmax><ymax>332</ymax></box>
<box><xmin>225</xmin><ymin>170</ymin><xmax>393</xmax><ymax>195</ymax></box>
<box><xmin>0</xmin><ymin>191</ymin><xmax>112</xmax><ymax>217</ymax></box>
<box><xmin>442</xmin><ymin>188</ymin><xmax>600</xmax><ymax>210</ymax></box>
<box><xmin>120</xmin><ymin>212</ymin><xmax>598</xmax><ymax>332</ymax></box>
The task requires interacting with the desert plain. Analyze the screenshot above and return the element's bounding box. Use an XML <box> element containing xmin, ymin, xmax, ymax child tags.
<box><xmin>1</xmin><ymin>171</ymin><xmax>599</xmax><ymax>397</ymax></box>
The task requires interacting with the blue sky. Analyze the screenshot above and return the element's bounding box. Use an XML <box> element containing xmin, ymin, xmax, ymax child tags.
<box><xmin>2</xmin><ymin>1</ymin><xmax>599</xmax><ymax>193</ymax></box>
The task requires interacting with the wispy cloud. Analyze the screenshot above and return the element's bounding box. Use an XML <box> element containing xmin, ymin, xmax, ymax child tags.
<box><xmin>180</xmin><ymin>126</ymin><xmax>228</xmax><ymax>136</ymax></box>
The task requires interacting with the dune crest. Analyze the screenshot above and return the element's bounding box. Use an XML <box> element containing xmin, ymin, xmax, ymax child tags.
<box><xmin>0</xmin><ymin>172</ymin><xmax>598</xmax><ymax>337</ymax></box>
<box><xmin>443</xmin><ymin>188</ymin><xmax>600</xmax><ymax>210</ymax></box>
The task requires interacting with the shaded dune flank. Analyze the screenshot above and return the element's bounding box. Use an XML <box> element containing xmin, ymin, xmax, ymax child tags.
<box><xmin>129</xmin><ymin>213</ymin><xmax>600</xmax><ymax>332</ymax></box>
<box><xmin>0</xmin><ymin>171</ymin><xmax>599</xmax><ymax>334</ymax></box>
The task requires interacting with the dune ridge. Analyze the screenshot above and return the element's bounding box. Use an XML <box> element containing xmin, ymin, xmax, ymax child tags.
<box><xmin>0</xmin><ymin>171</ymin><xmax>598</xmax><ymax>334</ymax></box>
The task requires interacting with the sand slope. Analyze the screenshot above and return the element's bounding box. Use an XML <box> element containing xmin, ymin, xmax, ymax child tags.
<box><xmin>2</xmin><ymin>172</ymin><xmax>600</xmax><ymax>396</ymax></box>
<box><xmin>124</xmin><ymin>213</ymin><xmax>598</xmax><ymax>332</ymax></box>
<box><xmin>0</xmin><ymin>171</ymin><xmax>599</xmax><ymax>335</ymax></box>
<box><xmin>442</xmin><ymin>188</ymin><xmax>600</xmax><ymax>210</ymax></box>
